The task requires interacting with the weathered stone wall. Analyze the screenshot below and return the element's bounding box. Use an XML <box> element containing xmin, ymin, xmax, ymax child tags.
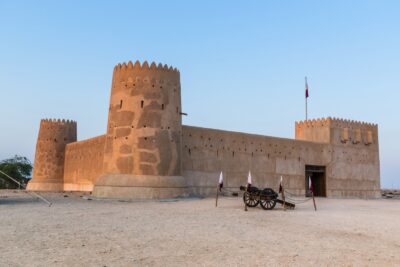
<box><xmin>27</xmin><ymin>119</ymin><xmax>77</xmax><ymax>191</ymax></box>
<box><xmin>328</xmin><ymin>120</ymin><xmax>380</xmax><ymax>197</ymax></box>
<box><xmin>92</xmin><ymin>61</ymin><xmax>186</xmax><ymax>199</ymax></box>
<box><xmin>63</xmin><ymin>135</ymin><xmax>106</xmax><ymax>191</ymax></box>
<box><xmin>102</xmin><ymin>61</ymin><xmax>182</xmax><ymax>176</ymax></box>
<box><xmin>181</xmin><ymin>125</ymin><xmax>330</xmax><ymax>196</ymax></box>
<box><xmin>28</xmin><ymin>59</ymin><xmax>381</xmax><ymax>199</ymax></box>
<box><xmin>295</xmin><ymin>118</ymin><xmax>331</xmax><ymax>143</ymax></box>
<box><xmin>296</xmin><ymin>118</ymin><xmax>380</xmax><ymax>198</ymax></box>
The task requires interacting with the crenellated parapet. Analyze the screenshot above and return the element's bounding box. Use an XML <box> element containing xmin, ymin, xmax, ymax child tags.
<box><xmin>295</xmin><ymin>117</ymin><xmax>378</xmax><ymax>146</ymax></box>
<box><xmin>41</xmin><ymin>118</ymin><xmax>77</xmax><ymax>124</ymax></box>
<box><xmin>296</xmin><ymin>117</ymin><xmax>377</xmax><ymax>129</ymax></box>
<box><xmin>295</xmin><ymin>117</ymin><xmax>331</xmax><ymax>129</ymax></box>
<box><xmin>112</xmin><ymin>60</ymin><xmax>180</xmax><ymax>87</ymax></box>
<box><xmin>27</xmin><ymin>118</ymin><xmax>77</xmax><ymax>191</ymax></box>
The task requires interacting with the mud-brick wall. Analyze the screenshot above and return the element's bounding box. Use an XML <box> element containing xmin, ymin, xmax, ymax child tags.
<box><xmin>102</xmin><ymin>61</ymin><xmax>182</xmax><ymax>177</ymax></box>
<box><xmin>63</xmin><ymin>135</ymin><xmax>106</xmax><ymax>191</ymax></box>
<box><xmin>327</xmin><ymin>122</ymin><xmax>380</xmax><ymax>198</ymax></box>
<box><xmin>181</xmin><ymin>126</ymin><xmax>330</xmax><ymax>197</ymax></box>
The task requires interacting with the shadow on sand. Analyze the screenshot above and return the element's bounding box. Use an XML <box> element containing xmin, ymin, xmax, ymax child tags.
<box><xmin>0</xmin><ymin>197</ymin><xmax>42</xmax><ymax>205</ymax></box>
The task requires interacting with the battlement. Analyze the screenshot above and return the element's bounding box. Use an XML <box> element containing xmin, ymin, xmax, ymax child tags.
<box><xmin>41</xmin><ymin>118</ymin><xmax>77</xmax><ymax>125</ymax></box>
<box><xmin>296</xmin><ymin>117</ymin><xmax>377</xmax><ymax>129</ymax></box>
<box><xmin>113</xmin><ymin>60</ymin><xmax>179</xmax><ymax>78</ymax></box>
<box><xmin>295</xmin><ymin>117</ymin><xmax>378</xmax><ymax>146</ymax></box>
<box><xmin>295</xmin><ymin>117</ymin><xmax>331</xmax><ymax>128</ymax></box>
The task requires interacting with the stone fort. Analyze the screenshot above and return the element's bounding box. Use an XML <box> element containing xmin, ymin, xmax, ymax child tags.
<box><xmin>27</xmin><ymin>60</ymin><xmax>381</xmax><ymax>198</ymax></box>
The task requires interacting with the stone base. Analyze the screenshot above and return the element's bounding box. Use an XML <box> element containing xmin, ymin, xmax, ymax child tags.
<box><xmin>92</xmin><ymin>174</ymin><xmax>187</xmax><ymax>199</ymax></box>
<box><xmin>26</xmin><ymin>180</ymin><xmax>64</xmax><ymax>192</ymax></box>
<box><xmin>63</xmin><ymin>183</ymin><xmax>94</xmax><ymax>192</ymax></box>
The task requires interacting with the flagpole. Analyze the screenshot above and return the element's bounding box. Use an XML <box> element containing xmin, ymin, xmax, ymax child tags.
<box><xmin>312</xmin><ymin>191</ymin><xmax>317</xmax><ymax>211</ymax></box>
<box><xmin>215</xmin><ymin>184</ymin><xmax>219</xmax><ymax>207</ymax></box>
<box><xmin>309</xmin><ymin>175</ymin><xmax>317</xmax><ymax>211</ymax></box>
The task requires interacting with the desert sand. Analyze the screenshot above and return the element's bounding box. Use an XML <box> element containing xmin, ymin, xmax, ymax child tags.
<box><xmin>1</xmin><ymin>190</ymin><xmax>399</xmax><ymax>267</ymax></box>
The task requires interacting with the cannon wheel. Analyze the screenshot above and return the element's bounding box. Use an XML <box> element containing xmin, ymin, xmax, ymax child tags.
<box><xmin>260</xmin><ymin>199</ymin><xmax>276</xmax><ymax>210</ymax></box>
<box><xmin>243</xmin><ymin>191</ymin><xmax>259</xmax><ymax>207</ymax></box>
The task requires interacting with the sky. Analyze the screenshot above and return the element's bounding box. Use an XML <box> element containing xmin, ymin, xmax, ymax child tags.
<box><xmin>0</xmin><ymin>1</ymin><xmax>399</xmax><ymax>188</ymax></box>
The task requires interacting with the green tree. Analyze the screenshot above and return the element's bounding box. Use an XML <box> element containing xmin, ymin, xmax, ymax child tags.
<box><xmin>0</xmin><ymin>155</ymin><xmax>33</xmax><ymax>189</ymax></box>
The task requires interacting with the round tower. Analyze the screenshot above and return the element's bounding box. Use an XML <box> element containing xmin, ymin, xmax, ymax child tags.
<box><xmin>27</xmin><ymin>119</ymin><xmax>77</xmax><ymax>191</ymax></box>
<box><xmin>93</xmin><ymin>60</ymin><xmax>186</xmax><ymax>198</ymax></box>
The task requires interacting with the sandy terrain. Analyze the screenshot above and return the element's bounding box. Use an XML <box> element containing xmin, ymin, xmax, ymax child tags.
<box><xmin>1</xmin><ymin>190</ymin><xmax>399</xmax><ymax>267</ymax></box>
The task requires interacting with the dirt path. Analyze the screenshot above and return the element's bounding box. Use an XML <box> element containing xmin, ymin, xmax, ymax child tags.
<box><xmin>1</xmin><ymin>191</ymin><xmax>399</xmax><ymax>266</ymax></box>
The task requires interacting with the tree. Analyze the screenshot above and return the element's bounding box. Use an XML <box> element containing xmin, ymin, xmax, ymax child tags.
<box><xmin>0</xmin><ymin>155</ymin><xmax>33</xmax><ymax>189</ymax></box>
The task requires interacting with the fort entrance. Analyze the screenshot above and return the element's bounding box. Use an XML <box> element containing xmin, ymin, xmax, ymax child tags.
<box><xmin>305</xmin><ymin>165</ymin><xmax>326</xmax><ymax>197</ymax></box>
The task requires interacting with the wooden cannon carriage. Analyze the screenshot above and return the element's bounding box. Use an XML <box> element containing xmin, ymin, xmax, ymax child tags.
<box><xmin>239</xmin><ymin>185</ymin><xmax>295</xmax><ymax>210</ymax></box>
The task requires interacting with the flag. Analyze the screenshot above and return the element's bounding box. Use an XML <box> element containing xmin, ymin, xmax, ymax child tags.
<box><xmin>309</xmin><ymin>176</ymin><xmax>313</xmax><ymax>193</ymax></box>
<box><xmin>247</xmin><ymin>171</ymin><xmax>252</xmax><ymax>186</ymax></box>
<box><xmin>279</xmin><ymin>176</ymin><xmax>283</xmax><ymax>193</ymax></box>
<box><xmin>218</xmin><ymin>171</ymin><xmax>223</xmax><ymax>191</ymax></box>
<box><xmin>305</xmin><ymin>77</ymin><xmax>309</xmax><ymax>98</ymax></box>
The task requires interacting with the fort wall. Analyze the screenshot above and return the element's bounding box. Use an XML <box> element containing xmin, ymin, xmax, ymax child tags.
<box><xmin>296</xmin><ymin>118</ymin><xmax>380</xmax><ymax>198</ymax></box>
<box><xmin>181</xmin><ymin>125</ymin><xmax>331</xmax><ymax>196</ymax></box>
<box><xmin>27</xmin><ymin>119</ymin><xmax>77</xmax><ymax>191</ymax></box>
<box><xmin>27</xmin><ymin>59</ymin><xmax>381</xmax><ymax>199</ymax></box>
<box><xmin>63</xmin><ymin>135</ymin><xmax>106</xmax><ymax>191</ymax></box>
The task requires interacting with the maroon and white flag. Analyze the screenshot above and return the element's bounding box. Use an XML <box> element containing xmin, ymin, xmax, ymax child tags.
<box><xmin>218</xmin><ymin>171</ymin><xmax>223</xmax><ymax>191</ymax></box>
<box><xmin>309</xmin><ymin>176</ymin><xmax>313</xmax><ymax>193</ymax></box>
<box><xmin>305</xmin><ymin>77</ymin><xmax>309</xmax><ymax>98</ymax></box>
<box><xmin>279</xmin><ymin>176</ymin><xmax>283</xmax><ymax>193</ymax></box>
<box><xmin>247</xmin><ymin>171</ymin><xmax>252</xmax><ymax>187</ymax></box>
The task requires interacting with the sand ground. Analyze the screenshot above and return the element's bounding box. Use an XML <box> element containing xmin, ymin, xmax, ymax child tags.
<box><xmin>0</xmin><ymin>190</ymin><xmax>399</xmax><ymax>267</ymax></box>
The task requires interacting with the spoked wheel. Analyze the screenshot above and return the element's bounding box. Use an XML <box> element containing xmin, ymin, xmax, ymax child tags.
<box><xmin>260</xmin><ymin>199</ymin><xmax>276</xmax><ymax>210</ymax></box>
<box><xmin>243</xmin><ymin>191</ymin><xmax>259</xmax><ymax>207</ymax></box>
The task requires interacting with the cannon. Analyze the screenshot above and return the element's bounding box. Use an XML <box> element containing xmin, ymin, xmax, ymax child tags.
<box><xmin>239</xmin><ymin>185</ymin><xmax>295</xmax><ymax>210</ymax></box>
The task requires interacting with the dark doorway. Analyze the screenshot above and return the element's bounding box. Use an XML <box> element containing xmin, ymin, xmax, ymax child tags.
<box><xmin>305</xmin><ymin>165</ymin><xmax>326</xmax><ymax>197</ymax></box>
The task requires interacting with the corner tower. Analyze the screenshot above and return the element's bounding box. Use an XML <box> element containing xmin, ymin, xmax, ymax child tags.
<box><xmin>27</xmin><ymin>119</ymin><xmax>77</xmax><ymax>191</ymax></box>
<box><xmin>93</xmin><ymin>60</ymin><xmax>186</xmax><ymax>198</ymax></box>
<box><xmin>296</xmin><ymin>117</ymin><xmax>380</xmax><ymax>198</ymax></box>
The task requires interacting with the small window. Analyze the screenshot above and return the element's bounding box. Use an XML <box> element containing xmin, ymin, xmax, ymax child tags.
<box><xmin>341</xmin><ymin>128</ymin><xmax>349</xmax><ymax>143</ymax></box>
<box><xmin>162</xmin><ymin>104</ymin><xmax>164</xmax><ymax>110</ymax></box>
<box><xmin>141</xmin><ymin>100</ymin><xmax>144</xmax><ymax>108</ymax></box>
<box><xmin>366</xmin><ymin>130</ymin><xmax>373</xmax><ymax>145</ymax></box>
<box><xmin>120</xmin><ymin>100</ymin><xmax>123</xmax><ymax>109</ymax></box>
<box><xmin>353</xmin><ymin>129</ymin><xmax>361</xmax><ymax>144</ymax></box>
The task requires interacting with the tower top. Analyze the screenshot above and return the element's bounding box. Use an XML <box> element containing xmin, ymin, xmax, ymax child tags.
<box><xmin>41</xmin><ymin>118</ymin><xmax>77</xmax><ymax>125</ymax></box>
<box><xmin>113</xmin><ymin>60</ymin><xmax>180</xmax><ymax>74</ymax></box>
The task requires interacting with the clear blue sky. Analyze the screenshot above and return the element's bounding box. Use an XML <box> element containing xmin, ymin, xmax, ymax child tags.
<box><xmin>0</xmin><ymin>1</ymin><xmax>399</xmax><ymax>188</ymax></box>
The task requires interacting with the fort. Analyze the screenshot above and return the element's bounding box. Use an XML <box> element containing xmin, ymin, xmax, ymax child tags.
<box><xmin>27</xmin><ymin>60</ymin><xmax>381</xmax><ymax>198</ymax></box>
